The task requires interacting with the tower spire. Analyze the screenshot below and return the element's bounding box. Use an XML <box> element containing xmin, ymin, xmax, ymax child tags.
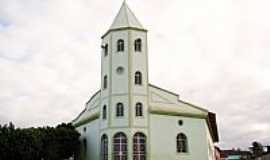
<box><xmin>108</xmin><ymin>1</ymin><xmax>144</xmax><ymax>30</ymax></box>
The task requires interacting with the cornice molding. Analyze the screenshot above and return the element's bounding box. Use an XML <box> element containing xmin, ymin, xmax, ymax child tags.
<box><xmin>102</xmin><ymin>27</ymin><xmax>147</xmax><ymax>39</ymax></box>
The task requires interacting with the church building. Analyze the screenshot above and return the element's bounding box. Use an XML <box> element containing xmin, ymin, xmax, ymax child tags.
<box><xmin>72</xmin><ymin>2</ymin><xmax>219</xmax><ymax>160</ymax></box>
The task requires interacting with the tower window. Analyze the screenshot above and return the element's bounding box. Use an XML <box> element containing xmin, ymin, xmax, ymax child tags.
<box><xmin>135</xmin><ymin>71</ymin><xmax>142</xmax><ymax>85</ymax></box>
<box><xmin>116</xmin><ymin>103</ymin><xmax>124</xmax><ymax>117</ymax></box>
<box><xmin>135</xmin><ymin>103</ymin><xmax>143</xmax><ymax>117</ymax></box>
<box><xmin>102</xmin><ymin>105</ymin><xmax>107</xmax><ymax>120</ymax></box>
<box><xmin>133</xmin><ymin>133</ymin><xmax>146</xmax><ymax>160</ymax></box>
<box><xmin>177</xmin><ymin>133</ymin><xmax>188</xmax><ymax>153</ymax></box>
<box><xmin>101</xmin><ymin>134</ymin><xmax>108</xmax><ymax>160</ymax></box>
<box><xmin>134</xmin><ymin>39</ymin><xmax>142</xmax><ymax>52</ymax></box>
<box><xmin>104</xmin><ymin>44</ymin><xmax>108</xmax><ymax>56</ymax></box>
<box><xmin>103</xmin><ymin>75</ymin><xmax>108</xmax><ymax>89</ymax></box>
<box><xmin>113</xmin><ymin>132</ymin><xmax>128</xmax><ymax>160</ymax></box>
<box><xmin>117</xmin><ymin>39</ymin><xmax>124</xmax><ymax>52</ymax></box>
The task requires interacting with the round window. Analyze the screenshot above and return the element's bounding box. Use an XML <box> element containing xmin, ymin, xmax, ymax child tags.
<box><xmin>116</xmin><ymin>67</ymin><xmax>124</xmax><ymax>75</ymax></box>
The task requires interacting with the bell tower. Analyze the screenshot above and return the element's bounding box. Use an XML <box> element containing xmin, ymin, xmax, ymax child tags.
<box><xmin>99</xmin><ymin>1</ymin><xmax>149</xmax><ymax>130</ymax></box>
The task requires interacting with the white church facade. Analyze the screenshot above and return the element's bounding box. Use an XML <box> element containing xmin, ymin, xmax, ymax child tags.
<box><xmin>72</xmin><ymin>2</ymin><xmax>219</xmax><ymax>160</ymax></box>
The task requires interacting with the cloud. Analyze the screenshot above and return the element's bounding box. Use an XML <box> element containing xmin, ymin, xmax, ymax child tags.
<box><xmin>0</xmin><ymin>0</ymin><xmax>270</xmax><ymax>149</ymax></box>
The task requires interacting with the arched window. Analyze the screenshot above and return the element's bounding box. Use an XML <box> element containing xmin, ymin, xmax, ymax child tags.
<box><xmin>104</xmin><ymin>44</ymin><xmax>108</xmax><ymax>56</ymax></box>
<box><xmin>177</xmin><ymin>133</ymin><xmax>188</xmax><ymax>153</ymax></box>
<box><xmin>102</xmin><ymin>105</ymin><xmax>107</xmax><ymax>120</ymax></box>
<box><xmin>103</xmin><ymin>75</ymin><xmax>108</xmax><ymax>89</ymax></box>
<box><xmin>113</xmin><ymin>132</ymin><xmax>128</xmax><ymax>160</ymax></box>
<box><xmin>135</xmin><ymin>71</ymin><xmax>142</xmax><ymax>85</ymax></box>
<box><xmin>134</xmin><ymin>39</ymin><xmax>142</xmax><ymax>52</ymax></box>
<box><xmin>133</xmin><ymin>133</ymin><xmax>146</xmax><ymax>160</ymax></box>
<box><xmin>135</xmin><ymin>103</ymin><xmax>143</xmax><ymax>117</ymax></box>
<box><xmin>117</xmin><ymin>39</ymin><xmax>124</xmax><ymax>52</ymax></box>
<box><xmin>116</xmin><ymin>103</ymin><xmax>124</xmax><ymax>117</ymax></box>
<box><xmin>101</xmin><ymin>134</ymin><xmax>108</xmax><ymax>160</ymax></box>
<box><xmin>83</xmin><ymin>138</ymin><xmax>87</xmax><ymax>156</ymax></box>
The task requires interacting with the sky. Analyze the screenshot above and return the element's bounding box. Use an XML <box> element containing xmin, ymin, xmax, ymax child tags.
<box><xmin>0</xmin><ymin>0</ymin><xmax>270</xmax><ymax>149</ymax></box>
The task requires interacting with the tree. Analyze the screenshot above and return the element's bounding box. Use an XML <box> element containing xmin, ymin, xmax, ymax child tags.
<box><xmin>42</xmin><ymin>123</ymin><xmax>81</xmax><ymax>160</ymax></box>
<box><xmin>0</xmin><ymin>122</ymin><xmax>81</xmax><ymax>160</ymax></box>
<box><xmin>250</xmin><ymin>141</ymin><xmax>264</xmax><ymax>157</ymax></box>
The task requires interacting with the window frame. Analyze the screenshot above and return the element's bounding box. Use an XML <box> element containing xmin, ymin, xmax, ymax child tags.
<box><xmin>101</xmin><ymin>134</ymin><xmax>108</xmax><ymax>160</ymax></box>
<box><xmin>135</xmin><ymin>102</ymin><xmax>143</xmax><ymax>117</ymax></box>
<box><xmin>133</xmin><ymin>132</ymin><xmax>146</xmax><ymax>160</ymax></box>
<box><xmin>113</xmin><ymin>132</ymin><xmax>128</xmax><ymax>160</ymax></box>
<box><xmin>134</xmin><ymin>38</ymin><xmax>142</xmax><ymax>52</ymax></box>
<box><xmin>104</xmin><ymin>44</ymin><xmax>108</xmax><ymax>57</ymax></box>
<box><xmin>135</xmin><ymin>71</ymin><xmax>142</xmax><ymax>85</ymax></box>
<box><xmin>102</xmin><ymin>105</ymin><xmax>107</xmax><ymax>120</ymax></box>
<box><xmin>176</xmin><ymin>133</ymin><xmax>188</xmax><ymax>153</ymax></box>
<box><xmin>83</xmin><ymin>138</ymin><xmax>87</xmax><ymax>156</ymax></box>
<box><xmin>103</xmin><ymin>75</ymin><xmax>108</xmax><ymax>90</ymax></box>
<box><xmin>116</xmin><ymin>103</ymin><xmax>124</xmax><ymax>117</ymax></box>
<box><xmin>117</xmin><ymin>39</ymin><xmax>125</xmax><ymax>52</ymax></box>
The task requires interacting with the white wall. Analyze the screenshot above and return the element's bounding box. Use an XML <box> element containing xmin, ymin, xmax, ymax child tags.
<box><xmin>77</xmin><ymin>119</ymin><xmax>100</xmax><ymax>160</ymax></box>
<box><xmin>149</xmin><ymin>114</ymin><xmax>211</xmax><ymax>160</ymax></box>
